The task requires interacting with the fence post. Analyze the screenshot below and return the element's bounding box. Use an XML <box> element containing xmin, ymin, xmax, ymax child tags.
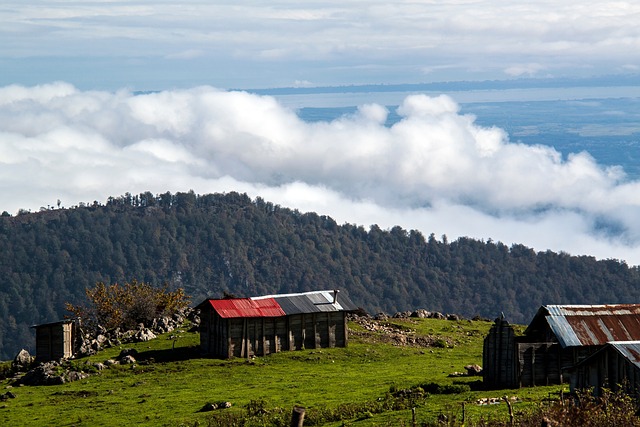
<box><xmin>503</xmin><ymin>396</ymin><xmax>514</xmax><ymax>426</ymax></box>
<box><xmin>291</xmin><ymin>406</ymin><xmax>305</xmax><ymax>427</ymax></box>
<box><xmin>412</xmin><ymin>407</ymin><xmax>417</xmax><ymax>427</ymax></box>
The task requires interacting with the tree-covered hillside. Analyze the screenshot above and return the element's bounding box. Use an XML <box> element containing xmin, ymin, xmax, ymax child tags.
<box><xmin>1</xmin><ymin>191</ymin><xmax>639</xmax><ymax>360</ymax></box>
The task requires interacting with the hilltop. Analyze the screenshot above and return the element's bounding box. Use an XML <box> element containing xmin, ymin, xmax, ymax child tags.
<box><xmin>1</xmin><ymin>191</ymin><xmax>640</xmax><ymax>360</ymax></box>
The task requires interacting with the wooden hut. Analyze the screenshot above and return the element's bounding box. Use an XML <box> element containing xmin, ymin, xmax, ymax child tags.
<box><xmin>483</xmin><ymin>304</ymin><xmax>640</xmax><ymax>389</ymax></box>
<box><xmin>198</xmin><ymin>290</ymin><xmax>358</xmax><ymax>359</ymax></box>
<box><xmin>32</xmin><ymin>320</ymin><xmax>76</xmax><ymax>362</ymax></box>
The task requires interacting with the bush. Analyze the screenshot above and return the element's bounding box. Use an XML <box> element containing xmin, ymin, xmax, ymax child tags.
<box><xmin>66</xmin><ymin>279</ymin><xmax>190</xmax><ymax>332</ymax></box>
<box><xmin>0</xmin><ymin>361</ymin><xmax>12</xmax><ymax>380</ymax></box>
<box><xmin>418</xmin><ymin>382</ymin><xmax>471</xmax><ymax>394</ymax></box>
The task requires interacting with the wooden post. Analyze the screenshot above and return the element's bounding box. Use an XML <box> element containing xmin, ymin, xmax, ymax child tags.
<box><xmin>227</xmin><ymin>320</ymin><xmax>232</xmax><ymax>359</ymax></box>
<box><xmin>262</xmin><ymin>318</ymin><xmax>266</xmax><ymax>356</ymax></box>
<box><xmin>241</xmin><ymin>319</ymin><xmax>247</xmax><ymax>359</ymax></box>
<box><xmin>503</xmin><ymin>396</ymin><xmax>514</xmax><ymax>426</ymax></box>
<box><xmin>411</xmin><ymin>407</ymin><xmax>417</xmax><ymax>427</ymax></box>
<box><xmin>313</xmin><ymin>313</ymin><xmax>318</xmax><ymax>349</ymax></box>
<box><xmin>343</xmin><ymin>313</ymin><xmax>348</xmax><ymax>347</ymax></box>
<box><xmin>291</xmin><ymin>406</ymin><xmax>305</xmax><ymax>427</ymax></box>
<box><xmin>301</xmin><ymin>314</ymin><xmax>306</xmax><ymax>349</ymax></box>
<box><xmin>274</xmin><ymin>318</ymin><xmax>279</xmax><ymax>353</ymax></box>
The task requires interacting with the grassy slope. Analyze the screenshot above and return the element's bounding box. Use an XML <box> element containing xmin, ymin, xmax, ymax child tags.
<box><xmin>0</xmin><ymin>318</ymin><xmax>563</xmax><ymax>426</ymax></box>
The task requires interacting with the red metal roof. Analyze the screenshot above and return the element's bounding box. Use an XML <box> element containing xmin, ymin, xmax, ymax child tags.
<box><xmin>204</xmin><ymin>298</ymin><xmax>286</xmax><ymax>318</ymax></box>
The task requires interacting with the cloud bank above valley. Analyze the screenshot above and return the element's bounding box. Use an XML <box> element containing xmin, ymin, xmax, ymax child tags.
<box><xmin>2</xmin><ymin>1</ymin><xmax>640</xmax><ymax>88</ymax></box>
<box><xmin>2</xmin><ymin>83</ymin><xmax>640</xmax><ymax>264</ymax></box>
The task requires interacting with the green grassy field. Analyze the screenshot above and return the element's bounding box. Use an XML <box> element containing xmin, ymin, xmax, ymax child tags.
<box><xmin>0</xmin><ymin>318</ymin><xmax>564</xmax><ymax>426</ymax></box>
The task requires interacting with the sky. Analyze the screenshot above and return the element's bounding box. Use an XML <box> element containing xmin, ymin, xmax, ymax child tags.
<box><xmin>2</xmin><ymin>1</ymin><xmax>640</xmax><ymax>89</ymax></box>
<box><xmin>2</xmin><ymin>1</ymin><xmax>640</xmax><ymax>265</ymax></box>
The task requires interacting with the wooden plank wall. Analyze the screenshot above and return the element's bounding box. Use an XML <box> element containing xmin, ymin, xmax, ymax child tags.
<box><xmin>517</xmin><ymin>342</ymin><xmax>563</xmax><ymax>387</ymax></box>
<box><xmin>573</xmin><ymin>348</ymin><xmax>640</xmax><ymax>399</ymax></box>
<box><xmin>35</xmin><ymin>323</ymin><xmax>74</xmax><ymax>362</ymax></box>
<box><xmin>482</xmin><ymin>319</ymin><xmax>517</xmax><ymax>389</ymax></box>
<box><xmin>203</xmin><ymin>311</ymin><xmax>349</xmax><ymax>359</ymax></box>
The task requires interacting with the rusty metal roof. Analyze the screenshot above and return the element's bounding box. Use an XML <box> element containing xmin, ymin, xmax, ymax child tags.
<box><xmin>252</xmin><ymin>290</ymin><xmax>358</xmax><ymax>315</ymax></box>
<box><xmin>610</xmin><ymin>342</ymin><xmax>640</xmax><ymax>369</ymax></box>
<box><xmin>530</xmin><ymin>304</ymin><xmax>640</xmax><ymax>348</ymax></box>
<box><xmin>204</xmin><ymin>298</ymin><xmax>286</xmax><ymax>318</ymax></box>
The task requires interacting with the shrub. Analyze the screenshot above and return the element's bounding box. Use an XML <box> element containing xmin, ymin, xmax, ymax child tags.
<box><xmin>0</xmin><ymin>361</ymin><xmax>12</xmax><ymax>380</ymax></box>
<box><xmin>418</xmin><ymin>382</ymin><xmax>471</xmax><ymax>394</ymax></box>
<box><xmin>66</xmin><ymin>279</ymin><xmax>190</xmax><ymax>333</ymax></box>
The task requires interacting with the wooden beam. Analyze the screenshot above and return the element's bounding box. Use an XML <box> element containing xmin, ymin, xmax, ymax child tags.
<box><xmin>313</xmin><ymin>313</ymin><xmax>318</xmax><ymax>349</ymax></box>
<box><xmin>262</xmin><ymin>317</ymin><xmax>266</xmax><ymax>356</ymax></box>
<box><xmin>241</xmin><ymin>318</ymin><xmax>247</xmax><ymax>359</ymax></box>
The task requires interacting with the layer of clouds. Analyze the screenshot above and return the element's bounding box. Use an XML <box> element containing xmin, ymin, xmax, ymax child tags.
<box><xmin>2</xmin><ymin>83</ymin><xmax>640</xmax><ymax>265</ymax></box>
<box><xmin>2</xmin><ymin>1</ymin><xmax>640</xmax><ymax>88</ymax></box>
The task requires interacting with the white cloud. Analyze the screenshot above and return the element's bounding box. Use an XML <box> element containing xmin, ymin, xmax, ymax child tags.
<box><xmin>2</xmin><ymin>83</ymin><xmax>640</xmax><ymax>265</ymax></box>
<box><xmin>504</xmin><ymin>63</ymin><xmax>546</xmax><ymax>77</ymax></box>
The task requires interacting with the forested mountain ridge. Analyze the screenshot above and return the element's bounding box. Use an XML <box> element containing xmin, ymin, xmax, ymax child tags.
<box><xmin>1</xmin><ymin>191</ymin><xmax>639</xmax><ymax>360</ymax></box>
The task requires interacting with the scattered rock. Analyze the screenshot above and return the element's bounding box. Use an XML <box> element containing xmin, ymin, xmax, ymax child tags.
<box><xmin>200</xmin><ymin>401</ymin><xmax>232</xmax><ymax>412</ymax></box>
<box><xmin>19</xmin><ymin>362</ymin><xmax>65</xmax><ymax>386</ymax></box>
<box><xmin>0</xmin><ymin>391</ymin><xmax>16</xmax><ymax>401</ymax></box>
<box><xmin>120</xmin><ymin>355</ymin><xmax>136</xmax><ymax>365</ymax></box>
<box><xmin>476</xmin><ymin>396</ymin><xmax>519</xmax><ymax>406</ymax></box>
<box><xmin>393</xmin><ymin>311</ymin><xmax>412</xmax><ymax>319</ymax></box>
<box><xmin>465</xmin><ymin>364</ymin><xmax>483</xmax><ymax>376</ymax></box>
<box><xmin>12</xmin><ymin>349</ymin><xmax>33</xmax><ymax>371</ymax></box>
<box><xmin>411</xmin><ymin>309</ymin><xmax>431</xmax><ymax>318</ymax></box>
<box><xmin>118</xmin><ymin>348</ymin><xmax>138</xmax><ymax>359</ymax></box>
<box><xmin>67</xmin><ymin>371</ymin><xmax>89</xmax><ymax>382</ymax></box>
<box><xmin>200</xmin><ymin>403</ymin><xmax>216</xmax><ymax>412</ymax></box>
<box><xmin>95</xmin><ymin>334</ymin><xmax>108</xmax><ymax>346</ymax></box>
<box><xmin>348</xmin><ymin>314</ymin><xmax>456</xmax><ymax>349</ymax></box>
<box><xmin>134</xmin><ymin>328</ymin><xmax>157</xmax><ymax>342</ymax></box>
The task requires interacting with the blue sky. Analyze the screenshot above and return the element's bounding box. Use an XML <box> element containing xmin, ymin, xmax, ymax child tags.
<box><xmin>2</xmin><ymin>1</ymin><xmax>640</xmax><ymax>265</ymax></box>
<box><xmin>3</xmin><ymin>1</ymin><xmax>640</xmax><ymax>90</ymax></box>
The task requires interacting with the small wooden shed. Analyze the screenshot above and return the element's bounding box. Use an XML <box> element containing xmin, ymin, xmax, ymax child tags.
<box><xmin>32</xmin><ymin>320</ymin><xmax>76</xmax><ymax>362</ymax></box>
<box><xmin>483</xmin><ymin>304</ymin><xmax>640</xmax><ymax>389</ymax></box>
<box><xmin>198</xmin><ymin>290</ymin><xmax>358</xmax><ymax>359</ymax></box>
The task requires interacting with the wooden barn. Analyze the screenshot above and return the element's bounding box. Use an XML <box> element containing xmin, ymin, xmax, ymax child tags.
<box><xmin>197</xmin><ymin>290</ymin><xmax>358</xmax><ymax>359</ymax></box>
<box><xmin>571</xmin><ymin>341</ymin><xmax>640</xmax><ymax>398</ymax></box>
<box><xmin>483</xmin><ymin>304</ymin><xmax>640</xmax><ymax>389</ymax></box>
<box><xmin>32</xmin><ymin>320</ymin><xmax>77</xmax><ymax>362</ymax></box>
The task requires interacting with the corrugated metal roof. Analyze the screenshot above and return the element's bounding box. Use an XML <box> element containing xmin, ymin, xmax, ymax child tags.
<box><xmin>610</xmin><ymin>342</ymin><xmax>640</xmax><ymax>369</ymax></box>
<box><xmin>546</xmin><ymin>304</ymin><xmax>640</xmax><ymax>317</ymax></box>
<box><xmin>536</xmin><ymin>304</ymin><xmax>640</xmax><ymax>348</ymax></box>
<box><xmin>253</xmin><ymin>290</ymin><xmax>358</xmax><ymax>315</ymax></box>
<box><xmin>199</xmin><ymin>290</ymin><xmax>357</xmax><ymax>319</ymax></box>
<box><xmin>205</xmin><ymin>298</ymin><xmax>286</xmax><ymax>318</ymax></box>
